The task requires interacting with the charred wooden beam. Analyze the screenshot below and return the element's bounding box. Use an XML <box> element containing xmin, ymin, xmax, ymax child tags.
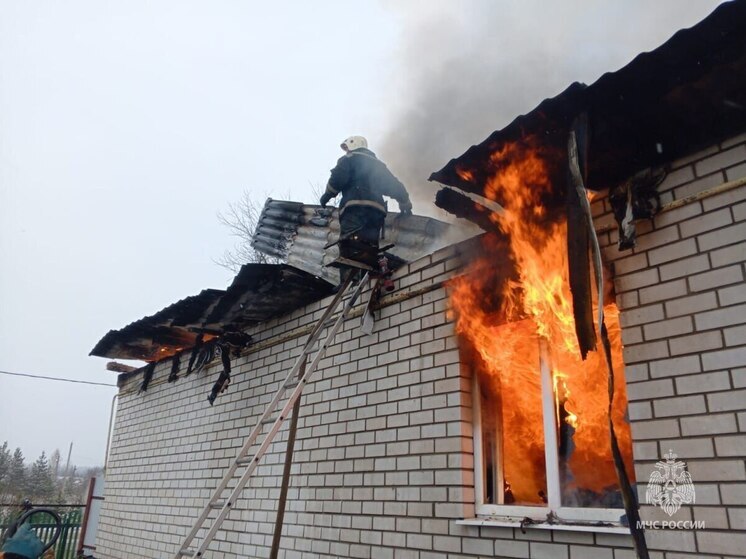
<box><xmin>185</xmin><ymin>334</ymin><xmax>204</xmax><ymax>376</ymax></box>
<box><xmin>168</xmin><ymin>352</ymin><xmax>181</xmax><ymax>383</ymax></box>
<box><xmin>207</xmin><ymin>344</ymin><xmax>232</xmax><ymax>405</ymax></box>
<box><xmin>106</xmin><ymin>362</ymin><xmax>137</xmax><ymax>373</ymax></box>
<box><xmin>221</xmin><ymin>331</ymin><xmax>253</xmax><ymax>353</ymax></box>
<box><xmin>435</xmin><ymin>187</ymin><xmax>500</xmax><ymax>232</ymax></box>
<box><xmin>139</xmin><ymin>362</ymin><xmax>156</xmax><ymax>393</ymax></box>
<box><xmin>567</xmin><ymin>113</ymin><xmax>597</xmax><ymax>359</ymax></box>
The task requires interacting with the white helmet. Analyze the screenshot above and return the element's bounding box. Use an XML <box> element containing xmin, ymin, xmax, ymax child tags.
<box><xmin>340</xmin><ymin>135</ymin><xmax>368</xmax><ymax>152</ymax></box>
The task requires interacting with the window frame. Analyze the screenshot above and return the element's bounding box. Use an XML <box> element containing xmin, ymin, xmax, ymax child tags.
<box><xmin>471</xmin><ymin>339</ymin><xmax>627</xmax><ymax>525</ymax></box>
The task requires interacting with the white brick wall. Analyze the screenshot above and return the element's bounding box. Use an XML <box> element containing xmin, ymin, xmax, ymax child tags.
<box><xmin>96</xmin><ymin>244</ymin><xmax>639</xmax><ymax>559</ymax></box>
<box><xmin>97</xmin><ymin>132</ymin><xmax>745</xmax><ymax>559</ymax></box>
<box><xmin>595</xmin><ymin>131</ymin><xmax>746</xmax><ymax>558</ymax></box>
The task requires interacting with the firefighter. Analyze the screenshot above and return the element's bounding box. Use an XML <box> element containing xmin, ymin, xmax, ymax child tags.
<box><xmin>319</xmin><ymin>135</ymin><xmax>412</xmax><ymax>267</ymax></box>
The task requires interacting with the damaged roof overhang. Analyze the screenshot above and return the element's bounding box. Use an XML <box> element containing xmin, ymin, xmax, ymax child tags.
<box><xmin>203</xmin><ymin>263</ymin><xmax>334</xmax><ymax>329</ymax></box>
<box><xmin>430</xmin><ymin>0</ymin><xmax>746</xmax><ymax>204</ymax></box>
<box><xmin>89</xmin><ymin>264</ymin><xmax>334</xmax><ymax>361</ymax></box>
<box><xmin>91</xmin><ymin>201</ymin><xmax>468</xmax><ymax>364</ymax></box>
<box><xmin>90</xmin><ymin>289</ymin><xmax>224</xmax><ymax>362</ymax></box>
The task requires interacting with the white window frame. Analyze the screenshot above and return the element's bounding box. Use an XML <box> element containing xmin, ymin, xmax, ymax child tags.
<box><xmin>472</xmin><ymin>339</ymin><xmax>627</xmax><ymax>525</ymax></box>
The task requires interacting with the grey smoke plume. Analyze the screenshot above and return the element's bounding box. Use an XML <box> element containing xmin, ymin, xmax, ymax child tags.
<box><xmin>378</xmin><ymin>0</ymin><xmax>723</xmax><ymax>216</ymax></box>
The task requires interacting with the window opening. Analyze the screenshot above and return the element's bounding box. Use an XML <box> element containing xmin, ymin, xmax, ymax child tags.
<box><xmin>447</xmin><ymin>138</ymin><xmax>635</xmax><ymax>523</ymax></box>
<box><xmin>469</xmin><ymin>309</ymin><xmax>634</xmax><ymax>522</ymax></box>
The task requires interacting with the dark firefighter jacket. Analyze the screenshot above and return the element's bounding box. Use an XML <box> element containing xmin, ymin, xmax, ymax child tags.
<box><xmin>324</xmin><ymin>148</ymin><xmax>411</xmax><ymax>215</ymax></box>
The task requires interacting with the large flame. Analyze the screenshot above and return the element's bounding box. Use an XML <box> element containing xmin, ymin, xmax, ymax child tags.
<box><xmin>451</xmin><ymin>139</ymin><xmax>634</xmax><ymax>506</ymax></box>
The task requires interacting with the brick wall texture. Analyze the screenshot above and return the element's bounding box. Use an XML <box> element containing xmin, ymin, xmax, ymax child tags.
<box><xmin>96</xmin><ymin>132</ymin><xmax>746</xmax><ymax>559</ymax></box>
<box><xmin>595</xmin><ymin>132</ymin><xmax>746</xmax><ymax>558</ymax></box>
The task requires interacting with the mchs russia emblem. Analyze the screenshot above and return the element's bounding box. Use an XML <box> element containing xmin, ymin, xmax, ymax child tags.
<box><xmin>646</xmin><ymin>450</ymin><xmax>696</xmax><ymax>516</ymax></box>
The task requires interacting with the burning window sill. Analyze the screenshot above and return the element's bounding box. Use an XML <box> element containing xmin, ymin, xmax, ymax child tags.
<box><xmin>457</xmin><ymin>516</ymin><xmax>631</xmax><ymax>535</ymax></box>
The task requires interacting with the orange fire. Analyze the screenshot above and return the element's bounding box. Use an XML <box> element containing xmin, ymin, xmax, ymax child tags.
<box><xmin>450</xmin><ymin>139</ymin><xmax>634</xmax><ymax>506</ymax></box>
<box><xmin>456</xmin><ymin>166</ymin><xmax>475</xmax><ymax>182</ymax></box>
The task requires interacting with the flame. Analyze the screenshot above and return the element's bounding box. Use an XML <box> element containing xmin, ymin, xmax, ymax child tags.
<box><xmin>149</xmin><ymin>333</ymin><xmax>218</xmax><ymax>362</ymax></box>
<box><xmin>457</xmin><ymin>166</ymin><xmax>475</xmax><ymax>182</ymax></box>
<box><xmin>553</xmin><ymin>370</ymin><xmax>578</xmax><ymax>430</ymax></box>
<box><xmin>450</xmin><ymin>138</ymin><xmax>634</xmax><ymax>505</ymax></box>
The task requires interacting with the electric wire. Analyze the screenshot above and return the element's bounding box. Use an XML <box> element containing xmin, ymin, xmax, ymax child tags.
<box><xmin>0</xmin><ymin>369</ymin><xmax>116</xmax><ymax>387</ymax></box>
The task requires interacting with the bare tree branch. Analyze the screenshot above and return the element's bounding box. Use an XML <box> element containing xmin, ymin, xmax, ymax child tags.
<box><xmin>214</xmin><ymin>190</ymin><xmax>280</xmax><ymax>273</ymax></box>
<box><xmin>309</xmin><ymin>180</ymin><xmax>324</xmax><ymax>201</ymax></box>
<box><xmin>215</xmin><ymin>184</ymin><xmax>322</xmax><ymax>273</ymax></box>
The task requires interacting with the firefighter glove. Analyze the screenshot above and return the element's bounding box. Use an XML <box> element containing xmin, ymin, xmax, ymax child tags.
<box><xmin>320</xmin><ymin>192</ymin><xmax>333</xmax><ymax>207</ymax></box>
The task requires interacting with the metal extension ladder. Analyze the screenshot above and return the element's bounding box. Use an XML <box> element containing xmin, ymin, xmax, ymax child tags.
<box><xmin>174</xmin><ymin>270</ymin><xmax>370</xmax><ymax>558</ymax></box>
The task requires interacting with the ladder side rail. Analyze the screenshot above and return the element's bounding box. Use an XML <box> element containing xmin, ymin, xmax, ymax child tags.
<box><xmin>187</xmin><ymin>273</ymin><xmax>370</xmax><ymax>558</ymax></box>
<box><xmin>176</xmin><ymin>275</ymin><xmax>354</xmax><ymax>556</ymax></box>
<box><xmin>299</xmin><ymin>273</ymin><xmax>354</xmax><ymax>353</ymax></box>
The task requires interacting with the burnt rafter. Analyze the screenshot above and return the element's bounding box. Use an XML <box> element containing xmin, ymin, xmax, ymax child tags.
<box><xmin>205</xmin><ymin>332</ymin><xmax>253</xmax><ymax>405</ymax></box>
<box><xmin>182</xmin><ymin>331</ymin><xmax>253</xmax><ymax>378</ymax></box>
<box><xmin>207</xmin><ymin>344</ymin><xmax>233</xmax><ymax>406</ymax></box>
<box><xmin>167</xmin><ymin>352</ymin><xmax>181</xmax><ymax>383</ymax></box>
<box><xmin>118</xmin><ymin>329</ymin><xmax>254</xmax><ymax>399</ymax></box>
<box><xmin>185</xmin><ymin>333</ymin><xmax>205</xmax><ymax>376</ymax></box>
<box><xmin>139</xmin><ymin>362</ymin><xmax>156</xmax><ymax>393</ymax></box>
<box><xmin>435</xmin><ymin>188</ymin><xmax>501</xmax><ymax>233</ymax></box>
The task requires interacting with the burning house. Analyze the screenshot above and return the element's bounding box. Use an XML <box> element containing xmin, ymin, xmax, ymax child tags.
<box><xmin>92</xmin><ymin>3</ymin><xmax>745</xmax><ymax>558</ymax></box>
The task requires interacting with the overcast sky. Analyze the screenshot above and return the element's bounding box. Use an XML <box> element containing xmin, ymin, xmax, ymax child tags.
<box><xmin>0</xmin><ymin>1</ymin><xmax>722</xmax><ymax>468</ymax></box>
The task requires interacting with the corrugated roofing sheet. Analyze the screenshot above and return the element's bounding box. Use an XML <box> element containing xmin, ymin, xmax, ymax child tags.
<box><xmin>430</xmin><ymin>1</ymin><xmax>746</xmax><ymax>208</ymax></box>
<box><xmin>251</xmin><ymin>199</ymin><xmax>477</xmax><ymax>284</ymax></box>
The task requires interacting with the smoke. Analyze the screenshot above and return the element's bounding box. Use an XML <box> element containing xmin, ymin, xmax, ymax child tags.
<box><xmin>377</xmin><ymin>0</ymin><xmax>723</xmax><ymax>217</ymax></box>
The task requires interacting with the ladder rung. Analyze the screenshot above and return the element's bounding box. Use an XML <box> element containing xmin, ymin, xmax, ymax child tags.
<box><xmin>284</xmin><ymin>380</ymin><xmax>299</xmax><ymax>389</ymax></box>
<box><xmin>209</xmin><ymin>500</ymin><xmax>230</xmax><ymax>509</ymax></box>
<box><xmin>235</xmin><ymin>456</ymin><xmax>256</xmax><ymax>466</ymax></box>
<box><xmin>178</xmin><ymin>549</ymin><xmax>197</xmax><ymax>557</ymax></box>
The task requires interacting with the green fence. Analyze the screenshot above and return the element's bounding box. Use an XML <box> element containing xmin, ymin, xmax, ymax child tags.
<box><xmin>0</xmin><ymin>505</ymin><xmax>84</xmax><ymax>559</ymax></box>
